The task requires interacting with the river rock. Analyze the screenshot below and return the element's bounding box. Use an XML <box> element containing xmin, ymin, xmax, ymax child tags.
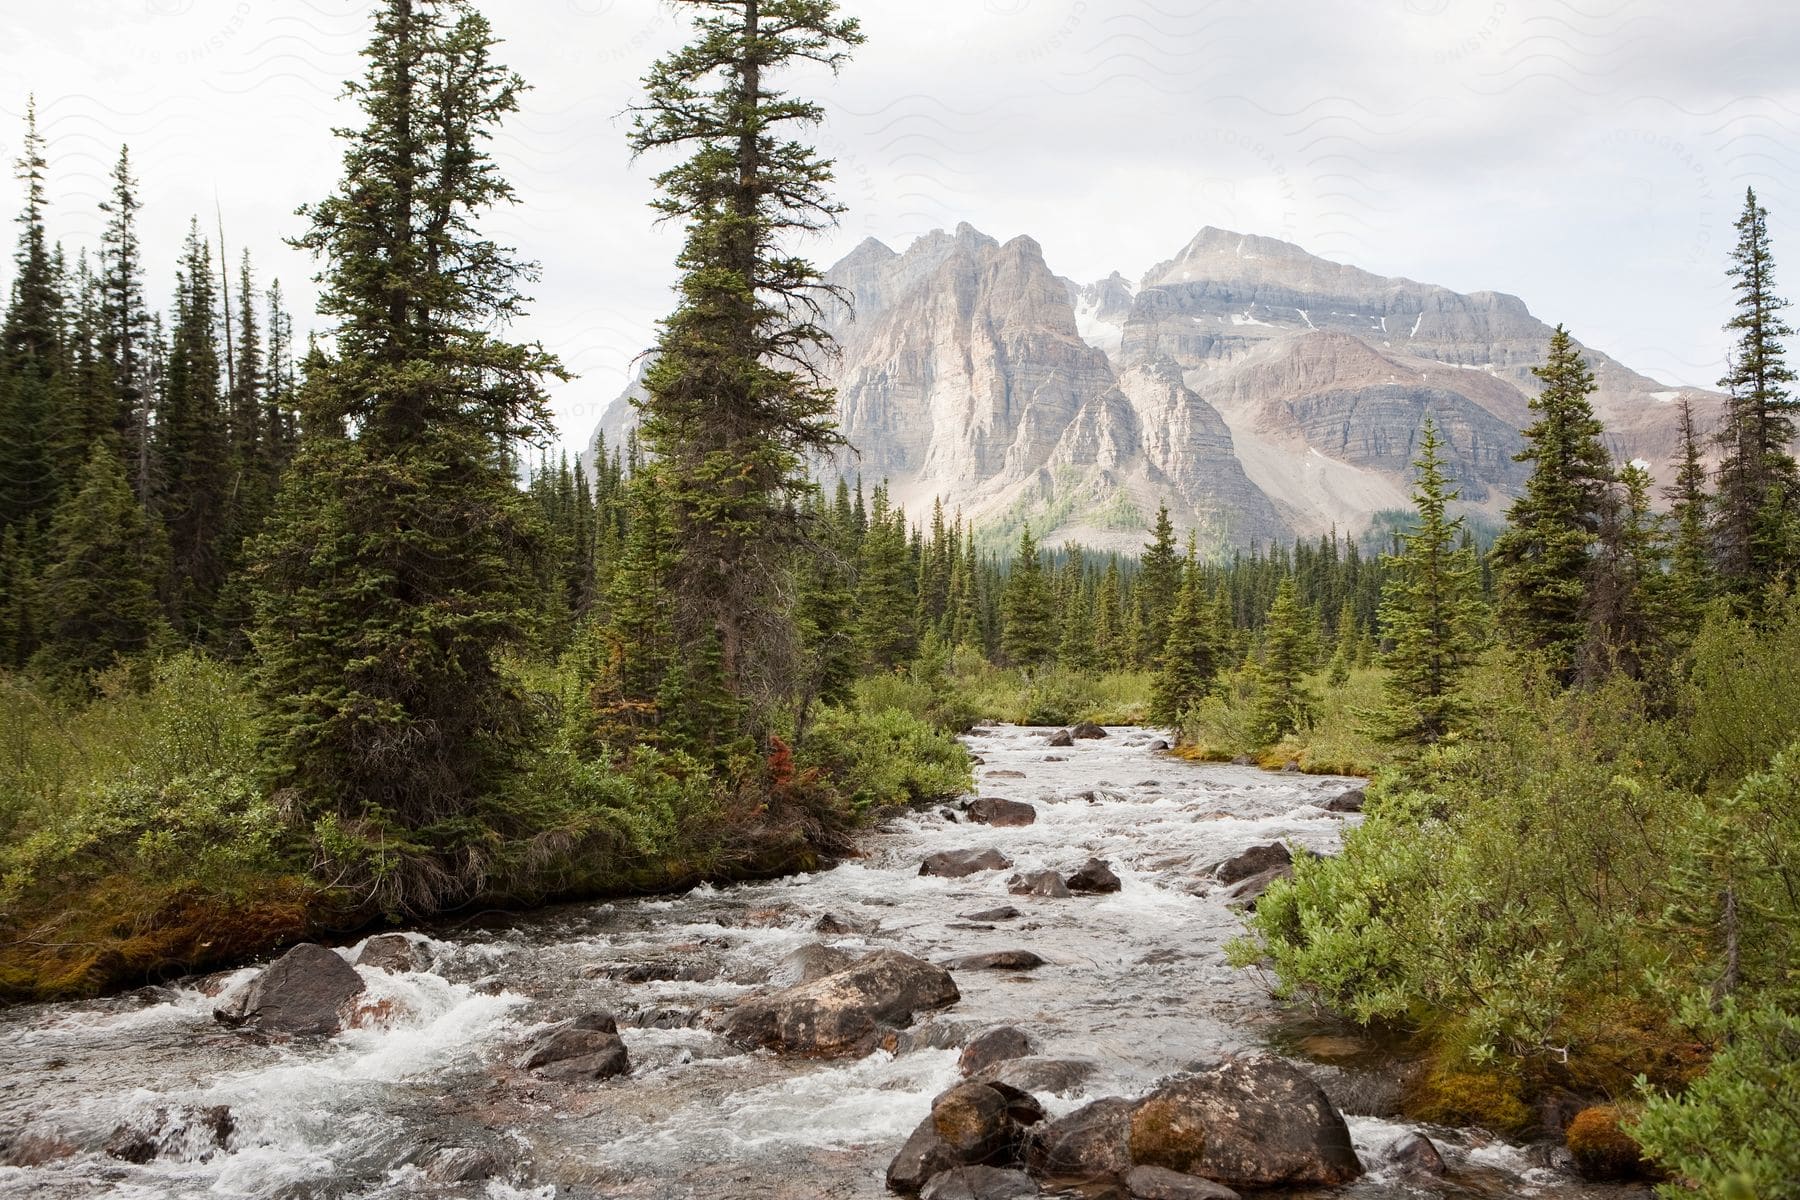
<box><xmin>960</xmin><ymin>1026</ymin><xmax>1035</xmax><ymax>1076</ymax></box>
<box><xmin>1129</xmin><ymin>1057</ymin><xmax>1362</xmax><ymax>1188</ymax></box>
<box><xmin>1125</xmin><ymin>1166</ymin><xmax>1241</xmax><ymax>1200</ymax></box>
<box><xmin>769</xmin><ymin>943</ymin><xmax>858</xmax><ymax>987</ymax></box>
<box><xmin>1222</xmin><ymin>865</ymin><xmax>1293</xmax><ymax>909</ymax></box>
<box><xmin>888</xmin><ymin>1119</ymin><xmax>960</xmax><ymax>1193</ymax></box>
<box><xmin>962</xmin><ymin>906</ymin><xmax>1021</xmax><ymax>922</ymax></box>
<box><xmin>893</xmin><ymin>1018</ymin><xmax>979</xmax><ymax>1055</ymax></box>
<box><xmin>922</xmin><ymin>849</ymin><xmax>1014</xmax><ymax>878</ymax></box>
<box><xmin>1212</xmin><ymin>843</ymin><xmax>1291</xmax><ymax>884</ymax></box>
<box><xmin>921</xmin><ymin>1166</ymin><xmax>1040</xmax><ymax>1199</ymax></box>
<box><xmin>940</xmin><ymin>808</ymin><xmax>961</xmax><ymax>822</ymax></box>
<box><xmin>814</xmin><ymin>912</ymin><xmax>875</xmax><ymax>936</ymax></box>
<box><xmin>978</xmin><ymin>1056</ymin><xmax>1101</xmax><ymax>1096</ymax></box>
<box><xmin>1322</xmin><ymin>786</ymin><xmax>1366</xmax><ymax>814</ymax></box>
<box><xmin>1007</xmin><ymin>871</ymin><xmax>1070</xmax><ymax>898</ymax></box>
<box><xmin>1025</xmin><ymin>1096</ymin><xmax>1135</xmax><ymax>1181</ymax></box>
<box><xmin>355</xmin><ymin>933</ymin><xmax>424</xmax><ymax>973</ymax></box>
<box><xmin>1</xmin><ymin>1128</ymin><xmax>76</xmax><ymax>1167</ymax></box>
<box><xmin>104</xmin><ymin>1105</ymin><xmax>234</xmax><ymax>1164</ymax></box>
<box><xmin>1384</xmin><ymin>1131</ymin><xmax>1446</xmax><ymax>1176</ymax></box>
<box><xmin>423</xmin><ymin>1146</ymin><xmax>504</xmax><ymax>1183</ymax></box>
<box><xmin>228</xmin><ymin>943</ymin><xmax>365</xmax><ymax>1037</ymax></box>
<box><xmin>889</xmin><ymin>1082</ymin><xmax>1045</xmax><ymax>1194</ymax></box>
<box><xmin>966</xmin><ymin>798</ymin><xmax>1037</xmax><ymax>827</ymax></box>
<box><xmin>721</xmin><ymin>949</ymin><xmax>959</xmax><ymax>1057</ymax></box>
<box><xmin>521</xmin><ymin>1024</ymin><xmax>631</xmax><ymax>1082</ymax></box>
<box><xmin>1067</xmin><ymin>858</ymin><xmax>1122</xmax><ymax>894</ymax></box>
<box><xmin>1046</xmin><ymin>729</ymin><xmax>1075</xmax><ymax>747</ymax></box>
<box><xmin>1071</xmin><ymin>722</ymin><xmax>1107</xmax><ymax>739</ymax></box>
<box><xmin>1148</xmin><ymin>739</ymin><xmax>1171</xmax><ymax>751</ymax></box>
<box><xmin>987</xmin><ymin>770</ymin><xmax>1026</xmax><ymax>779</ymax></box>
<box><xmin>945</xmin><ymin>950</ymin><xmax>1045</xmax><ymax>972</ymax></box>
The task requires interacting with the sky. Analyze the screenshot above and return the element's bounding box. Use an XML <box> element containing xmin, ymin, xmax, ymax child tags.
<box><xmin>1</xmin><ymin>0</ymin><xmax>1794</xmax><ymax>453</ymax></box>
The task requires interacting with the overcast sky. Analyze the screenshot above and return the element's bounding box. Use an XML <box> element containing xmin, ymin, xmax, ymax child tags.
<box><xmin>2</xmin><ymin>0</ymin><xmax>1794</xmax><ymax>452</ymax></box>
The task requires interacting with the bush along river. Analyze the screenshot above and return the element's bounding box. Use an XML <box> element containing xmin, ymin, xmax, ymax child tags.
<box><xmin>0</xmin><ymin>726</ymin><xmax>1656</xmax><ymax>1199</ymax></box>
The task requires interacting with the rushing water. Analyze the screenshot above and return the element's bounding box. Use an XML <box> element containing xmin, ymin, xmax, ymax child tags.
<box><xmin>0</xmin><ymin>726</ymin><xmax>1651</xmax><ymax>1199</ymax></box>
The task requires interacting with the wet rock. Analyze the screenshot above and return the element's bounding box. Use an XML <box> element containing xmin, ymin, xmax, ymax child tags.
<box><xmin>1384</xmin><ymin>1131</ymin><xmax>1446</xmax><ymax>1176</ymax></box>
<box><xmin>888</xmin><ymin>1119</ymin><xmax>961</xmax><ymax>1193</ymax></box>
<box><xmin>1148</xmin><ymin>739</ymin><xmax>1171</xmax><ymax>751</ymax></box>
<box><xmin>1067</xmin><ymin>858</ymin><xmax>1122</xmax><ymax>894</ymax></box>
<box><xmin>423</xmin><ymin>1146</ymin><xmax>504</xmax><ymax>1183</ymax></box>
<box><xmin>228</xmin><ymin>943</ymin><xmax>365</xmax><ymax>1037</ymax></box>
<box><xmin>1007</xmin><ymin>871</ymin><xmax>1070</xmax><ymax>899</ymax></box>
<box><xmin>966</xmin><ymin>798</ymin><xmax>1037</xmax><ymax>827</ymax></box>
<box><xmin>623</xmin><ymin>1006</ymin><xmax>702</xmax><ymax>1030</ymax></box>
<box><xmin>1222</xmin><ymin>864</ymin><xmax>1294</xmax><ymax>910</ymax></box>
<box><xmin>1212</xmin><ymin>843</ymin><xmax>1291</xmax><ymax>884</ymax></box>
<box><xmin>1566</xmin><ymin>1105</ymin><xmax>1653</xmax><ymax>1181</ymax></box>
<box><xmin>1129</xmin><ymin>1056</ymin><xmax>1362</xmax><ymax>1188</ymax></box>
<box><xmin>355</xmin><ymin>933</ymin><xmax>424</xmax><ymax>973</ymax></box>
<box><xmin>1</xmin><ymin>1128</ymin><xmax>77</xmax><ymax>1167</ymax></box>
<box><xmin>812</xmin><ymin>912</ymin><xmax>874</xmax><ymax>936</ymax></box>
<box><xmin>970</xmin><ymin>755</ymin><xmax>986</xmax><ymax>765</ymax></box>
<box><xmin>1046</xmin><ymin>729</ymin><xmax>1074</xmax><ymax>747</ymax></box>
<box><xmin>960</xmin><ymin>1026</ymin><xmax>1035</xmax><ymax>1076</ymax></box>
<box><xmin>1071</xmin><ymin>722</ymin><xmax>1107</xmax><ymax>739</ymax></box>
<box><xmin>1306</xmin><ymin>1063</ymin><xmax>1408</xmax><ymax>1118</ymax></box>
<box><xmin>944</xmin><ymin>950</ymin><xmax>1045</xmax><ymax>971</ymax></box>
<box><xmin>892</xmin><ymin>1018</ymin><xmax>979</xmax><ymax>1054</ymax></box>
<box><xmin>1321</xmin><ymin>786</ymin><xmax>1366</xmax><ymax>814</ymax></box>
<box><xmin>940</xmin><ymin>808</ymin><xmax>961</xmax><ymax>822</ymax></box>
<box><xmin>977</xmin><ymin>1056</ymin><xmax>1101</xmax><ymax>1097</ymax></box>
<box><xmin>889</xmin><ymin>1082</ymin><xmax>1045</xmax><ymax>1194</ymax></box>
<box><xmin>1125</xmin><ymin>1165</ymin><xmax>1241</xmax><ymax>1200</ymax></box>
<box><xmin>1025</xmin><ymin>1096</ymin><xmax>1135</xmax><ymax>1182</ymax></box>
<box><xmin>922</xmin><ymin>848</ymin><xmax>1014</xmax><ymax>878</ymax></box>
<box><xmin>105</xmin><ymin>1105</ymin><xmax>234</xmax><ymax>1164</ymax></box>
<box><xmin>987</xmin><ymin>770</ymin><xmax>1027</xmax><ymax>779</ymax></box>
<box><xmin>1043</xmin><ymin>755</ymin><xmax>1067</xmax><ymax>762</ymax></box>
<box><xmin>948</xmin><ymin>923</ymin><xmax>997</xmax><ymax>932</ymax></box>
<box><xmin>920</xmin><ymin>1165</ymin><xmax>1040</xmax><ymax>1199</ymax></box>
<box><xmin>769</xmin><ymin>943</ymin><xmax>858</xmax><ymax>987</ymax></box>
<box><xmin>962</xmin><ymin>906</ymin><xmax>1021</xmax><ymax>922</ymax></box>
<box><xmin>1079</xmin><ymin>789</ymin><xmax>1126</xmax><ymax>804</ymax></box>
<box><xmin>721</xmin><ymin>949</ymin><xmax>960</xmax><ymax>1058</ymax></box>
<box><xmin>521</xmin><ymin>1024</ymin><xmax>631</xmax><ymax>1082</ymax></box>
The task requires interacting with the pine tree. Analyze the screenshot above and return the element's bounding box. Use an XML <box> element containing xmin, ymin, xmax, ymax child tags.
<box><xmin>1712</xmin><ymin>188</ymin><xmax>1799</xmax><ymax>594</ymax></box>
<box><xmin>627</xmin><ymin>0</ymin><xmax>863</xmax><ymax>717</ymax></box>
<box><xmin>249</xmin><ymin>0</ymin><xmax>565</xmax><ymax>915</ymax></box>
<box><xmin>856</xmin><ymin>485</ymin><xmax>915</xmax><ymax>669</ymax></box>
<box><xmin>1489</xmin><ymin>325</ymin><xmax>1615</xmax><ymax>679</ymax></box>
<box><xmin>98</xmin><ymin>146</ymin><xmax>153</xmax><ymax>504</ymax></box>
<box><xmin>1151</xmin><ymin>537</ymin><xmax>1220</xmax><ymax>725</ymax></box>
<box><xmin>1056</xmin><ymin>546</ymin><xmax>1095</xmax><ymax>671</ymax></box>
<box><xmin>1135</xmin><ymin>504</ymin><xmax>1181</xmax><ymax>666</ymax></box>
<box><xmin>1665</xmin><ymin>399</ymin><xmax>1713</xmax><ymax>630</ymax></box>
<box><xmin>1377</xmin><ymin>419</ymin><xmax>1485</xmax><ymax>744</ymax></box>
<box><xmin>795</xmin><ymin>493</ymin><xmax>859</xmax><ymax>724</ymax></box>
<box><xmin>1001</xmin><ymin>523</ymin><xmax>1055</xmax><ymax>667</ymax></box>
<box><xmin>1325</xmin><ymin>598</ymin><xmax>1356</xmax><ymax>689</ymax></box>
<box><xmin>32</xmin><ymin>441</ymin><xmax>168</xmax><ymax>686</ymax></box>
<box><xmin>1581</xmin><ymin>462</ymin><xmax>1667</xmax><ymax>683</ymax></box>
<box><xmin>1</xmin><ymin>97</ymin><xmax>66</xmax><ymax>533</ymax></box>
<box><xmin>1251</xmin><ymin>576</ymin><xmax>1317</xmax><ymax>745</ymax></box>
<box><xmin>587</xmin><ymin>469</ymin><xmax>682</xmax><ymax>751</ymax></box>
<box><xmin>1093</xmin><ymin>556</ymin><xmax>1123</xmax><ymax>670</ymax></box>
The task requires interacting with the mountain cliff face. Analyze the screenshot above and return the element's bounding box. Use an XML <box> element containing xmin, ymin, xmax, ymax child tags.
<box><xmin>591</xmin><ymin>224</ymin><xmax>1720</xmax><ymax>552</ymax></box>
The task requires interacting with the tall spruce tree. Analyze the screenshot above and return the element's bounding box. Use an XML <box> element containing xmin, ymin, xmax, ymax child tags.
<box><xmin>1581</xmin><ymin>462</ymin><xmax>1667</xmax><ymax>683</ymax></box>
<box><xmin>1712</xmin><ymin>188</ymin><xmax>1798</xmax><ymax>594</ymax></box>
<box><xmin>1251</xmin><ymin>575</ymin><xmax>1317</xmax><ymax>745</ymax></box>
<box><xmin>1135</xmin><ymin>503</ymin><xmax>1181</xmax><ymax>666</ymax></box>
<box><xmin>249</xmin><ymin>0</ymin><xmax>565</xmax><ymax>915</ymax></box>
<box><xmin>627</xmin><ymin>0</ymin><xmax>862</xmax><ymax>720</ymax></box>
<box><xmin>1377</xmin><ymin>419</ymin><xmax>1485</xmax><ymax>744</ymax></box>
<box><xmin>1489</xmin><ymin>326</ymin><xmax>1614</xmax><ymax>679</ymax></box>
<box><xmin>1</xmin><ymin>97</ymin><xmax>65</xmax><ymax>534</ymax></box>
<box><xmin>1093</xmin><ymin>556</ymin><xmax>1123</xmax><ymax>670</ymax></box>
<box><xmin>1665</xmin><ymin>399</ymin><xmax>1713</xmax><ymax>629</ymax></box>
<box><xmin>98</xmin><ymin>146</ymin><xmax>152</xmax><ymax>504</ymax></box>
<box><xmin>1001</xmin><ymin>523</ymin><xmax>1055</xmax><ymax>667</ymax></box>
<box><xmin>1151</xmin><ymin>537</ymin><xmax>1220</xmax><ymax>725</ymax></box>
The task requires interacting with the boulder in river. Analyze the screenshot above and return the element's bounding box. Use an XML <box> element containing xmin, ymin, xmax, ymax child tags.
<box><xmin>943</xmin><ymin>950</ymin><xmax>1045</xmax><ymax>971</ymax></box>
<box><xmin>1024</xmin><ymin>1096</ymin><xmax>1135</xmax><ymax>1182</ymax></box>
<box><xmin>920</xmin><ymin>1165</ymin><xmax>1040</xmax><ymax>1198</ymax></box>
<box><xmin>521</xmin><ymin>1017</ymin><xmax>631</xmax><ymax>1083</ymax></box>
<box><xmin>1148</xmin><ymin>739</ymin><xmax>1171</xmax><ymax>752</ymax></box>
<box><xmin>966</xmin><ymin>798</ymin><xmax>1037</xmax><ymax>827</ymax></box>
<box><xmin>961</xmin><ymin>906</ymin><xmax>1021</xmax><ymax>922</ymax></box>
<box><xmin>922</xmin><ymin>848</ymin><xmax>1014</xmax><ymax>878</ymax></box>
<box><xmin>721</xmin><ymin>949</ymin><xmax>959</xmax><ymax>1058</ymax></box>
<box><xmin>104</xmin><ymin>1105</ymin><xmax>234</xmax><ymax>1164</ymax></box>
<box><xmin>977</xmin><ymin>1056</ymin><xmax>1101</xmax><ymax>1097</ymax></box>
<box><xmin>1128</xmin><ymin>1057</ymin><xmax>1362</xmax><ymax>1188</ymax></box>
<box><xmin>1124</xmin><ymin>1165</ymin><xmax>1240</xmax><ymax>1199</ymax></box>
<box><xmin>1211</xmin><ymin>843</ymin><xmax>1291</xmax><ymax>884</ymax></box>
<box><xmin>1384</xmin><ymin>1131</ymin><xmax>1446</xmax><ymax>1176</ymax></box>
<box><xmin>960</xmin><ymin>1026</ymin><xmax>1035</xmax><ymax>1077</ymax></box>
<box><xmin>1222</xmin><ymin>865</ymin><xmax>1294</xmax><ymax>910</ymax></box>
<box><xmin>356</xmin><ymin>933</ymin><xmax>425</xmax><ymax>973</ymax></box>
<box><xmin>1071</xmin><ymin>722</ymin><xmax>1107</xmax><ymax>739</ymax></box>
<box><xmin>1007</xmin><ymin>871</ymin><xmax>1070</xmax><ymax>899</ymax></box>
<box><xmin>1046</xmin><ymin>729</ymin><xmax>1075</xmax><ymax>747</ymax></box>
<box><xmin>769</xmin><ymin>943</ymin><xmax>858</xmax><ymax>987</ymax></box>
<box><xmin>987</xmin><ymin>769</ymin><xmax>1027</xmax><ymax>779</ymax></box>
<box><xmin>422</xmin><ymin>1146</ymin><xmax>504</xmax><ymax>1183</ymax></box>
<box><xmin>1322</xmin><ymin>786</ymin><xmax>1366</xmax><ymax>814</ymax></box>
<box><xmin>1066</xmin><ymin>858</ymin><xmax>1121</xmax><ymax>894</ymax></box>
<box><xmin>888</xmin><ymin>1081</ymin><xmax>1045</xmax><ymax>1194</ymax></box>
<box><xmin>224</xmin><ymin>942</ymin><xmax>365</xmax><ymax>1037</ymax></box>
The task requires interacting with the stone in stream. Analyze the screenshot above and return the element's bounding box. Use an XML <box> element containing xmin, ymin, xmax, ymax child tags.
<box><xmin>959</xmin><ymin>1026</ymin><xmax>1035</xmax><ymax>1076</ymax></box>
<box><xmin>1</xmin><ymin>1128</ymin><xmax>77</xmax><ymax>1167</ymax></box>
<box><xmin>1131</xmin><ymin>1057</ymin><xmax>1362</xmax><ymax>1188</ymax></box>
<box><xmin>940</xmin><ymin>807</ymin><xmax>961</xmax><ymax>822</ymax></box>
<box><xmin>978</xmin><ymin>1056</ymin><xmax>1101</xmax><ymax>1096</ymax></box>
<box><xmin>520</xmin><ymin>1016</ymin><xmax>632</xmax><ymax>1083</ymax></box>
<box><xmin>356</xmin><ymin>933</ymin><xmax>425</xmax><ymax>973</ymax></box>
<box><xmin>221</xmin><ymin>942</ymin><xmax>365</xmax><ymax>1037</ymax></box>
<box><xmin>720</xmin><ymin>949</ymin><xmax>959</xmax><ymax>1058</ymax></box>
<box><xmin>987</xmin><ymin>770</ymin><xmax>1027</xmax><ymax>779</ymax></box>
<box><xmin>769</xmin><ymin>943</ymin><xmax>857</xmax><ymax>987</ymax></box>
<box><xmin>1078</xmin><ymin>789</ymin><xmax>1126</xmax><ymax>804</ymax></box>
<box><xmin>966</xmin><ymin>798</ymin><xmax>1037</xmax><ymax>827</ymax></box>
<box><xmin>422</xmin><ymin>1146</ymin><xmax>504</xmax><ymax>1183</ymax></box>
<box><xmin>887</xmin><ymin>1081</ymin><xmax>1045</xmax><ymax>1194</ymax></box>
<box><xmin>922</xmin><ymin>848</ymin><xmax>1014</xmax><ymax>878</ymax></box>
<box><xmin>1007</xmin><ymin>870</ymin><xmax>1070</xmax><ymax>899</ymax></box>
<box><xmin>1322</xmin><ymin>785</ymin><xmax>1366</xmax><ymax>814</ymax></box>
<box><xmin>1071</xmin><ymin>722</ymin><xmax>1107</xmax><ymax>739</ymax></box>
<box><xmin>1046</xmin><ymin>729</ymin><xmax>1075</xmax><ymax>747</ymax></box>
<box><xmin>1222</xmin><ymin>864</ymin><xmax>1294</xmax><ymax>910</ymax></box>
<box><xmin>920</xmin><ymin>1165</ymin><xmax>1040</xmax><ymax>1199</ymax></box>
<box><xmin>1210</xmin><ymin>842</ymin><xmax>1291</xmax><ymax>884</ymax></box>
<box><xmin>1066</xmin><ymin>858</ymin><xmax>1122</xmax><ymax>894</ymax></box>
<box><xmin>1384</xmin><ymin>1131</ymin><xmax>1447</xmax><ymax>1176</ymax></box>
<box><xmin>1148</xmin><ymin>739</ymin><xmax>1171</xmax><ymax>751</ymax></box>
<box><xmin>961</xmin><ymin>905</ymin><xmax>1022</xmax><ymax>922</ymax></box>
<box><xmin>1024</xmin><ymin>1096</ymin><xmax>1135</xmax><ymax>1182</ymax></box>
<box><xmin>812</xmin><ymin>912</ymin><xmax>874</xmax><ymax>936</ymax></box>
<box><xmin>1124</xmin><ymin>1165</ymin><xmax>1241</xmax><ymax>1200</ymax></box>
<box><xmin>103</xmin><ymin>1105</ymin><xmax>235</xmax><ymax>1164</ymax></box>
<box><xmin>943</xmin><ymin>950</ymin><xmax>1045</xmax><ymax>971</ymax></box>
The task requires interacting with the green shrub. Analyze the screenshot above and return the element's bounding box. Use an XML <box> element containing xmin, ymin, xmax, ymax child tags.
<box><xmin>799</xmin><ymin>703</ymin><xmax>971</xmax><ymax>812</ymax></box>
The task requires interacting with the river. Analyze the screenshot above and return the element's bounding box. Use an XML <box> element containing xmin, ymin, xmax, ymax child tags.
<box><xmin>0</xmin><ymin>725</ymin><xmax>1648</xmax><ymax>1199</ymax></box>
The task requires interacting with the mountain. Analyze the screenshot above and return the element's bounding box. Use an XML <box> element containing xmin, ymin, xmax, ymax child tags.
<box><xmin>591</xmin><ymin>224</ymin><xmax>1722</xmax><ymax>553</ymax></box>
